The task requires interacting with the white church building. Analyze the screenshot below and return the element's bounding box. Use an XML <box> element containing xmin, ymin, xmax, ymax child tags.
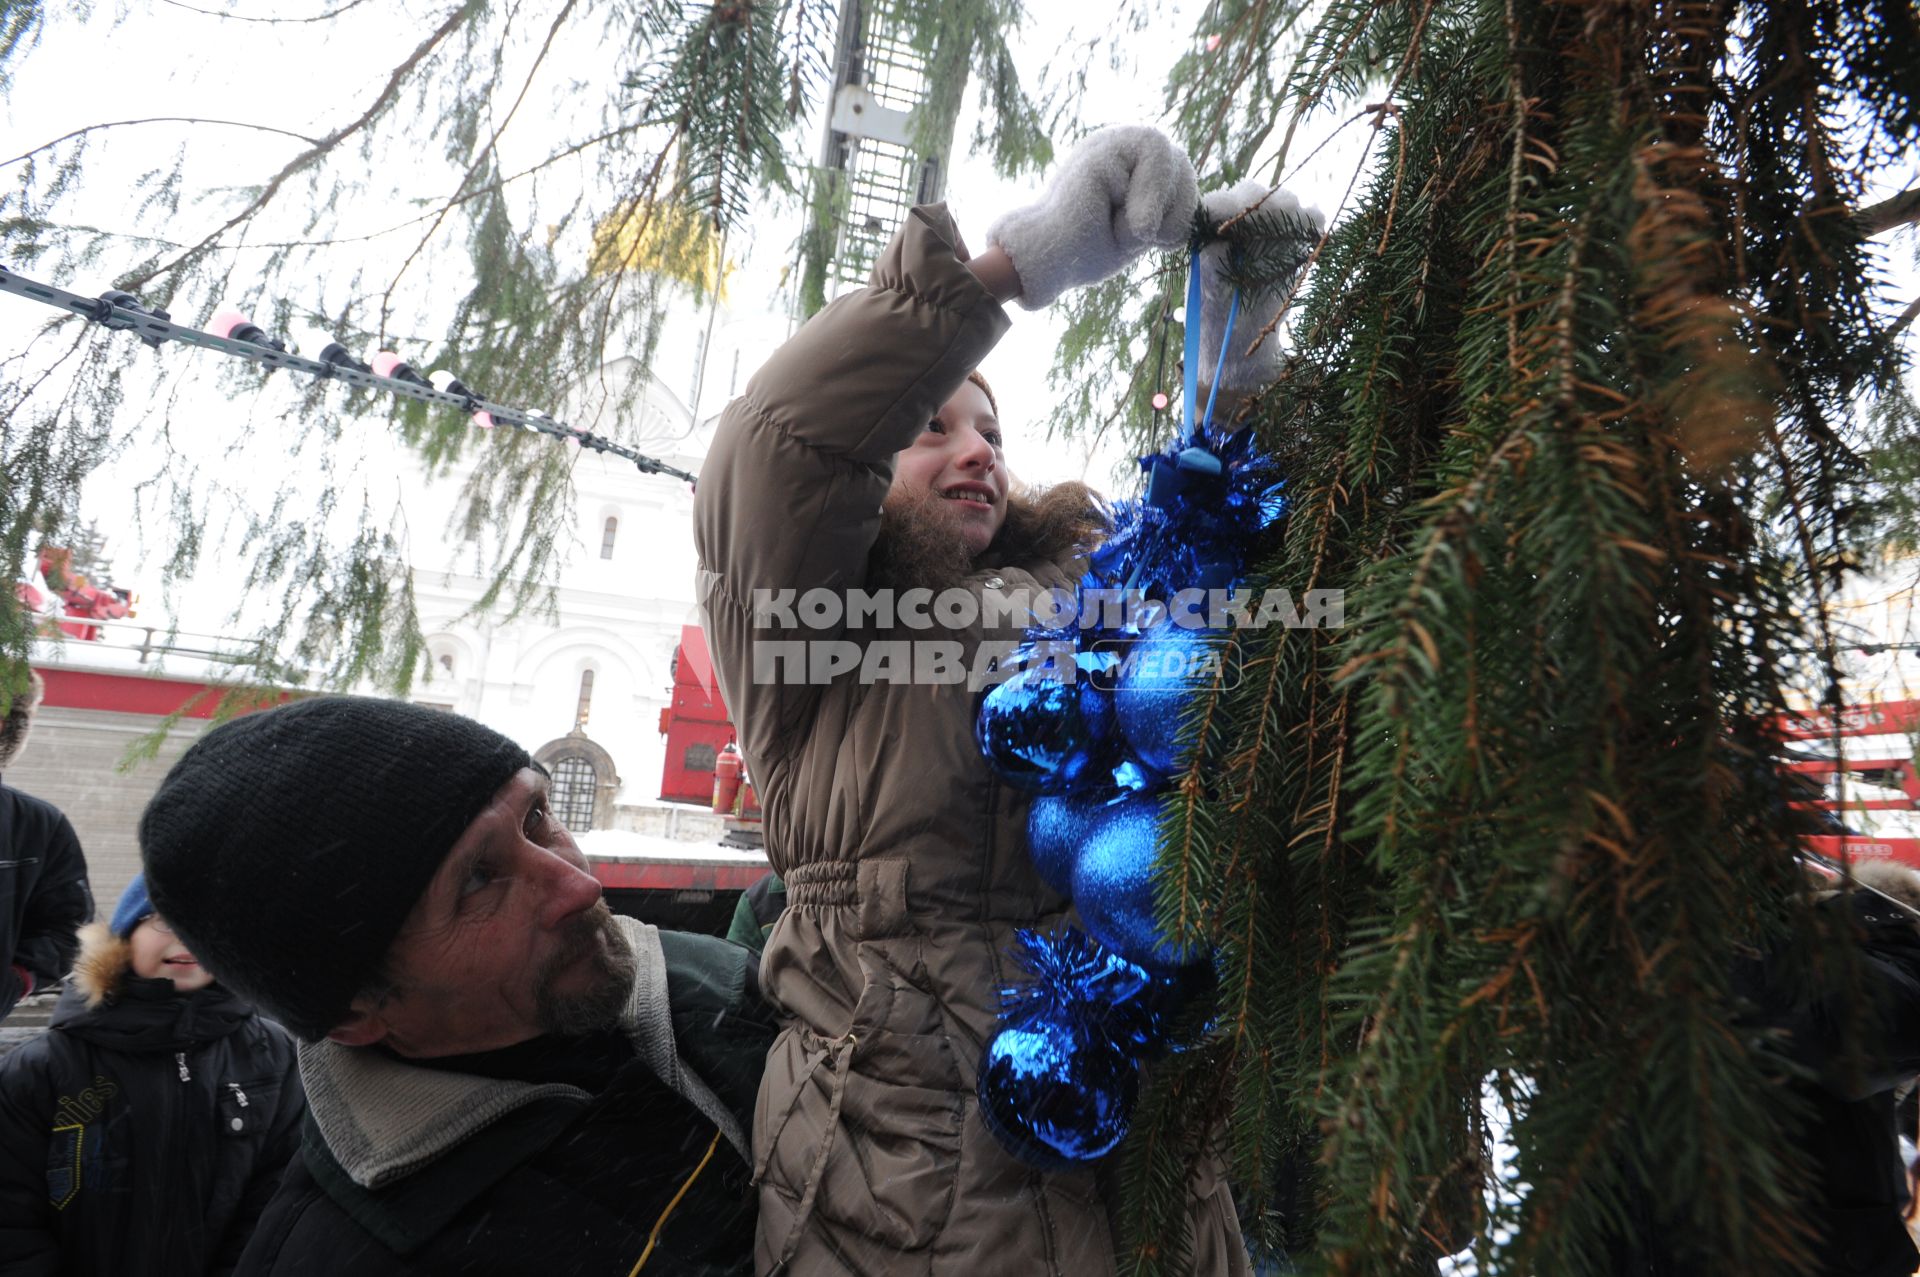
<box><xmin>401</xmin><ymin>354</ymin><xmax>729</xmax><ymax>835</ymax></box>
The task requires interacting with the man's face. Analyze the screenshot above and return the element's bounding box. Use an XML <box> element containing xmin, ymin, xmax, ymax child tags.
<box><xmin>886</xmin><ymin>379</ymin><xmax>1009</xmax><ymax>557</ymax></box>
<box><xmin>329</xmin><ymin>768</ymin><xmax>636</xmax><ymax>1058</ymax></box>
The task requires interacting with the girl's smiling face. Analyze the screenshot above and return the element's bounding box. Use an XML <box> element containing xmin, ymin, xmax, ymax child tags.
<box><xmin>888</xmin><ymin>379</ymin><xmax>1009</xmax><ymax>557</ymax></box>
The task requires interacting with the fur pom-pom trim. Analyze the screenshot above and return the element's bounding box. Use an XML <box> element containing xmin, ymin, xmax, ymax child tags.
<box><xmin>70</xmin><ymin>922</ymin><xmax>130</xmax><ymax>1009</ymax></box>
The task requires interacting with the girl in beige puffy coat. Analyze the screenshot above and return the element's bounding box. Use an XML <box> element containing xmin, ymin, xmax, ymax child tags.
<box><xmin>693</xmin><ymin>127</ymin><xmax>1249</xmax><ymax>1276</ymax></box>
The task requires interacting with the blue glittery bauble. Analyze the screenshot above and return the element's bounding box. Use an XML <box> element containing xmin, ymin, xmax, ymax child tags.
<box><xmin>1114</xmin><ymin>620</ymin><xmax>1231</xmax><ymax>776</ymax></box>
<box><xmin>976</xmin><ymin>1010</ymin><xmax>1138</xmax><ymax>1171</ymax></box>
<box><xmin>1071</xmin><ymin>793</ymin><xmax>1201</xmax><ymax>971</ymax></box>
<box><xmin>1026</xmin><ymin>794</ymin><xmax>1096</xmax><ymax>896</ymax></box>
<box><xmin>977</xmin><ymin>657</ymin><xmax>1116</xmax><ymax>793</ymax></box>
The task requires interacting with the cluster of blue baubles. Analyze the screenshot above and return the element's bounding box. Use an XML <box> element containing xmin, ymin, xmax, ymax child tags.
<box><xmin>973</xmin><ymin>419</ymin><xmax>1287</xmax><ymax>1170</ymax></box>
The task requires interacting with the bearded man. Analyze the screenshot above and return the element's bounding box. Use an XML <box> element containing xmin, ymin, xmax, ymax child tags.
<box><xmin>138</xmin><ymin>696</ymin><xmax>774</xmax><ymax>1275</ymax></box>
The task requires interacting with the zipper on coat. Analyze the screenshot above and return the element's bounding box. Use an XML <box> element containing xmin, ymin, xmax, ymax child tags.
<box><xmin>227</xmin><ymin>1081</ymin><xmax>249</xmax><ymax>1107</ymax></box>
<box><xmin>175</xmin><ymin>1051</ymin><xmax>189</xmax><ymax>1082</ymax></box>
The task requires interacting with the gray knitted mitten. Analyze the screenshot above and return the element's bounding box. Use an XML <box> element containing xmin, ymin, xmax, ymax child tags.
<box><xmin>1196</xmin><ymin>179</ymin><xmax>1325</xmax><ymax>392</ymax></box>
<box><xmin>987</xmin><ymin>125</ymin><xmax>1198</xmax><ymax>311</ymax></box>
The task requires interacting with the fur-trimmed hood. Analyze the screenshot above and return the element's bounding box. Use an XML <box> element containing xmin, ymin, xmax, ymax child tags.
<box><xmin>70</xmin><ymin>920</ymin><xmax>131</xmax><ymax>1009</ymax></box>
<box><xmin>1814</xmin><ymin>859</ymin><xmax>1920</xmax><ymax>934</ymax></box>
<box><xmin>1850</xmin><ymin>859</ymin><xmax>1920</xmax><ymax>916</ymax></box>
<box><xmin>51</xmin><ymin>922</ymin><xmax>255</xmax><ymax>1051</ymax></box>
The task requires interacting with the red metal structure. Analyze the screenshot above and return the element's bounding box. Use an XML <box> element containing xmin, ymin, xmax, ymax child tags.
<box><xmin>658</xmin><ymin>624</ymin><xmax>736</xmax><ymax>804</ymax></box>
<box><xmin>15</xmin><ymin>548</ymin><xmax>134</xmax><ymax>642</ymax></box>
<box><xmin>35</xmin><ymin>667</ymin><xmax>285</xmax><ymax>719</ymax></box>
<box><xmin>1781</xmin><ymin>698</ymin><xmax>1920</xmax><ymax>869</ymax></box>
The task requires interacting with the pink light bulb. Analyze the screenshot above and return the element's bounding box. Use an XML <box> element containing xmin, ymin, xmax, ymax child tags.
<box><xmin>472</xmin><ymin>410</ymin><xmax>495</xmax><ymax>429</ymax></box>
<box><xmin>1205</xmin><ymin>32</ymin><xmax>1222</xmax><ymax>51</ymax></box>
<box><xmin>1151</xmin><ymin>392</ymin><xmax>1170</xmax><ymax>411</ymax></box>
<box><xmin>210</xmin><ymin>308</ymin><xmax>253</xmax><ymax>340</ymax></box>
<box><xmin>370</xmin><ymin>351</ymin><xmax>403</xmax><ymax>379</ymax></box>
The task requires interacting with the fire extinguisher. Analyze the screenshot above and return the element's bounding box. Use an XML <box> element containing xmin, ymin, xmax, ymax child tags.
<box><xmin>712</xmin><ymin>741</ymin><xmax>744</xmax><ymax>814</ymax></box>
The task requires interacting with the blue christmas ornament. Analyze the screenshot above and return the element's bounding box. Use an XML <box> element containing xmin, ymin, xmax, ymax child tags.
<box><xmin>981</xmin><ymin>930</ymin><xmax>1147</xmax><ymax>1168</ymax></box>
<box><xmin>976</xmin><ymin>646</ymin><xmax>1117</xmax><ymax>794</ymax></box>
<box><xmin>1086</xmin><ymin>428</ymin><xmax>1289</xmax><ymax>602</ymax></box>
<box><xmin>1026</xmin><ymin>795</ymin><xmax>1095</xmax><ymax>896</ymax></box>
<box><xmin>1114</xmin><ymin>620</ymin><xmax>1233</xmax><ymax>776</ymax></box>
<box><xmin>1071</xmin><ymin>792</ymin><xmax>1203</xmax><ymax>972</ymax></box>
<box><xmin>972</xmin><ymin>262</ymin><xmax>1289</xmax><ymax>1165</ymax></box>
<box><xmin>977</xmin><ymin>1012</ymin><xmax>1138</xmax><ymax>1171</ymax></box>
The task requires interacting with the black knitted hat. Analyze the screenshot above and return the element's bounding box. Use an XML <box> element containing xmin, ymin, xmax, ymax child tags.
<box><xmin>139</xmin><ymin>696</ymin><xmax>531</xmax><ymax>1040</ymax></box>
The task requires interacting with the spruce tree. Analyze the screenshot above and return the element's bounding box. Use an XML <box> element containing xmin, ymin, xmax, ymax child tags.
<box><xmin>4</xmin><ymin>4</ymin><xmax>1918</xmax><ymax>1272</ymax></box>
<box><xmin>1092</xmin><ymin>1</ymin><xmax>1920</xmax><ymax>1273</ymax></box>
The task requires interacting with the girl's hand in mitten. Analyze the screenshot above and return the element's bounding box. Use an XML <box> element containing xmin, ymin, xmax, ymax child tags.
<box><xmin>1196</xmin><ymin>179</ymin><xmax>1325</xmax><ymax>393</ymax></box>
<box><xmin>986</xmin><ymin>125</ymin><xmax>1198</xmax><ymax>310</ymax></box>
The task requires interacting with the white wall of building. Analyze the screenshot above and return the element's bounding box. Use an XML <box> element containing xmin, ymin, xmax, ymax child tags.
<box><xmin>403</xmin><ymin>362</ymin><xmax>714</xmax><ymax>818</ymax></box>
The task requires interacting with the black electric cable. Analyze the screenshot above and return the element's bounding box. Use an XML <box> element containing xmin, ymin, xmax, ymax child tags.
<box><xmin>0</xmin><ymin>263</ymin><xmax>699</xmax><ymax>486</ymax></box>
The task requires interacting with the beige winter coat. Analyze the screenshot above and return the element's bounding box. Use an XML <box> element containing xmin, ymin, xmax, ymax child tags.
<box><xmin>694</xmin><ymin>204</ymin><xmax>1247</xmax><ymax>1276</ymax></box>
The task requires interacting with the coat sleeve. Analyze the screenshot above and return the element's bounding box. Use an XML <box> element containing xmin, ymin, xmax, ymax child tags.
<box><xmin>0</xmin><ymin>1044</ymin><xmax>62</xmax><ymax>1276</ymax></box>
<box><xmin>14</xmin><ymin>815</ymin><xmax>91</xmax><ymax>989</ymax></box>
<box><xmin>659</xmin><ymin>929</ymin><xmax>780</xmax><ymax>1141</ymax></box>
<box><xmin>690</xmin><ymin>203</ymin><xmax>1010</xmax><ymax>782</ymax></box>
<box><xmin>213</xmin><ymin>1025</ymin><xmax>307</xmax><ymax>1276</ymax></box>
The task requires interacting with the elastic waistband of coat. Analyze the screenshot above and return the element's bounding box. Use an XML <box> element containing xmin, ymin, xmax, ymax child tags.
<box><xmin>785</xmin><ymin>861</ymin><xmax>859</xmax><ymax>907</ymax></box>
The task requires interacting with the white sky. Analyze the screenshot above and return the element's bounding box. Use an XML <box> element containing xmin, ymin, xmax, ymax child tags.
<box><xmin>0</xmin><ymin>0</ymin><xmax>1359</xmax><ymax>635</ymax></box>
<box><xmin>0</xmin><ymin>3</ymin><xmax>1912</xmax><ymax>643</ymax></box>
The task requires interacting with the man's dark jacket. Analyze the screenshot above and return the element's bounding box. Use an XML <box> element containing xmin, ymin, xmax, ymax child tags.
<box><xmin>0</xmin><ymin>954</ymin><xmax>303</xmax><ymax>1274</ymax></box>
<box><xmin>724</xmin><ymin>872</ymin><xmax>786</xmax><ymax>957</ymax></box>
<box><xmin>0</xmin><ymin>785</ymin><xmax>91</xmax><ymax>1018</ymax></box>
<box><xmin>234</xmin><ymin>923</ymin><xmax>776</xmax><ymax>1276</ymax></box>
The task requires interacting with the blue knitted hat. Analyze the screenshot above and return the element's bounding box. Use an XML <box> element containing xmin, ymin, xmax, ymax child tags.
<box><xmin>109</xmin><ymin>874</ymin><xmax>154</xmax><ymax>939</ymax></box>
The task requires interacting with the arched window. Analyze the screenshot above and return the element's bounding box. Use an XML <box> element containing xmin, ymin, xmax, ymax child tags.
<box><xmin>575</xmin><ymin>669</ymin><xmax>595</xmax><ymax>730</ymax></box>
<box><xmin>684</xmin><ymin>742</ymin><xmax>717</xmax><ymax>773</ymax></box>
<box><xmin>600</xmin><ymin>516</ymin><xmax>618</xmax><ymax>560</ymax></box>
<box><xmin>550</xmin><ymin>755</ymin><xmax>598</xmax><ymax>830</ymax></box>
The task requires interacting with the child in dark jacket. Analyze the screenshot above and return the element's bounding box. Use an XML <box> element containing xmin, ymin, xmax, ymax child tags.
<box><xmin>0</xmin><ymin>874</ymin><xmax>304</xmax><ymax>1275</ymax></box>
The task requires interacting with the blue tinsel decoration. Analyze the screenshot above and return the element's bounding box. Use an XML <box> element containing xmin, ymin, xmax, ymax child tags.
<box><xmin>971</xmin><ymin>262</ymin><xmax>1291</xmax><ymax>1168</ymax></box>
<box><xmin>976</xmin><ymin>928</ymin><xmax>1226</xmax><ymax>1169</ymax></box>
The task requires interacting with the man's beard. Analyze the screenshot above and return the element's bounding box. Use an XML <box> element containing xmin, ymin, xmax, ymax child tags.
<box><xmin>533</xmin><ymin>900</ymin><xmax>636</xmax><ymax>1036</ymax></box>
<box><xmin>868</xmin><ymin>486</ymin><xmax>986</xmax><ymax>596</ymax></box>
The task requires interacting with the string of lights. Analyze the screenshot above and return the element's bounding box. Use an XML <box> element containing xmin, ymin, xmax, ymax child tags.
<box><xmin>0</xmin><ymin>263</ymin><xmax>699</xmax><ymax>485</ymax></box>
